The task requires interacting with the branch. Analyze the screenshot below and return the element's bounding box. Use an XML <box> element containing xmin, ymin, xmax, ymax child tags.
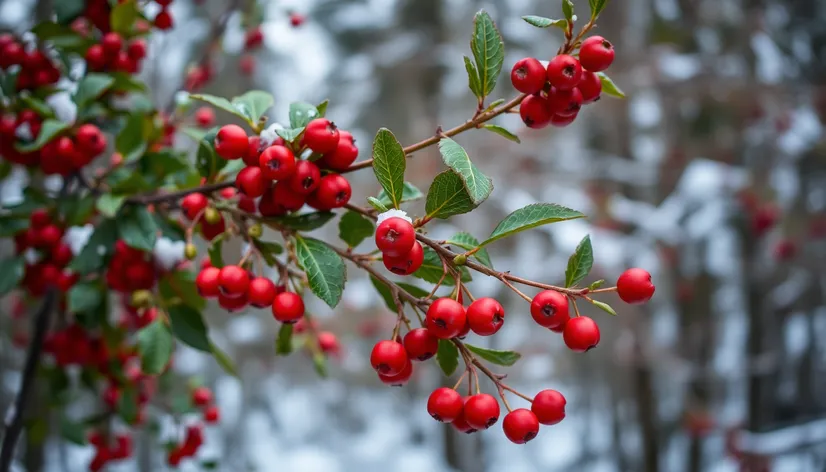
<box><xmin>127</xmin><ymin>181</ymin><xmax>234</xmax><ymax>205</ymax></box>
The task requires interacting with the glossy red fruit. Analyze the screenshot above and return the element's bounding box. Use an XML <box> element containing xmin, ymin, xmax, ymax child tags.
<box><xmin>311</xmin><ymin>174</ymin><xmax>352</xmax><ymax>210</ymax></box>
<box><xmin>290</xmin><ymin>12</ymin><xmax>305</xmax><ymax>27</ymax></box>
<box><xmin>578</xmin><ymin>71</ymin><xmax>602</xmax><ymax>103</ymax></box>
<box><xmin>271</xmin><ymin>292</ymin><xmax>304</xmax><ymax>323</ymax></box>
<box><xmin>303</xmin><ymin>118</ymin><xmax>339</xmax><ymax>154</ymax></box>
<box><xmin>269</xmin><ymin>181</ymin><xmax>306</xmax><ymax>214</ymax></box>
<box><xmin>616</xmin><ymin>268</ymin><xmax>655</xmax><ymax>304</ymax></box>
<box><xmin>259</xmin><ymin>145</ymin><xmax>296</xmax><ymax>181</ymax></box>
<box><xmin>546</xmin><ymin>54</ymin><xmax>582</xmax><ymax>90</ymax></box>
<box><xmin>194</xmin><ymin>107</ymin><xmax>215</xmax><ymax>128</ymax></box>
<box><xmin>427</xmin><ymin>387</ymin><xmax>464</xmax><ymax>423</ymax></box>
<box><xmin>37</xmin><ymin>224</ymin><xmax>63</xmax><ymax>248</ymax></box>
<box><xmin>579</xmin><ymin>36</ymin><xmax>615</xmax><ymax>72</ymax></box>
<box><xmin>200</xmin><ymin>216</ymin><xmax>226</xmax><ymax>241</ymax></box>
<box><xmin>247</xmin><ymin>277</ymin><xmax>277</xmax><ymax>308</ymax></box>
<box><xmin>511</xmin><ymin>58</ymin><xmax>547</xmax><ymax>94</ymax></box>
<box><xmin>204</xmin><ymin>405</ymin><xmax>220</xmax><ymax>424</ymax></box>
<box><xmin>503</xmin><ymin>409</ymin><xmax>540</xmax><ymax>444</ymax></box>
<box><xmin>519</xmin><ymin>94</ymin><xmax>552</xmax><ymax>129</ymax></box>
<box><xmin>101</xmin><ymin>32</ymin><xmax>123</xmax><ymax>58</ymax></box>
<box><xmin>192</xmin><ymin>386</ymin><xmax>213</xmax><ymax>406</ymax></box>
<box><xmin>196</xmin><ymin>267</ymin><xmax>221</xmax><ymax>297</ymax></box>
<box><xmin>244</xmin><ymin>27</ymin><xmax>264</xmax><ymax>50</ymax></box>
<box><xmin>318</xmin><ymin>331</ymin><xmax>341</xmax><ymax>356</ymax></box>
<box><xmin>382</xmin><ymin>241</ymin><xmax>423</xmax><ymax>275</ymax></box>
<box><xmin>550</xmin><ymin>113</ymin><xmax>578</xmax><ymax>127</ymax></box>
<box><xmin>530</xmin><ymin>290</ymin><xmax>570</xmax><ymax>329</ymax></box>
<box><xmin>154</xmin><ymin>8</ymin><xmax>173</xmax><ymax>30</ymax></box>
<box><xmin>235</xmin><ymin>166</ymin><xmax>268</xmax><ymax>198</ymax></box>
<box><xmin>214</xmin><ymin>124</ymin><xmax>248</xmax><ymax>159</ymax></box>
<box><xmin>50</xmin><ymin>243</ymin><xmax>73</xmax><ymax>267</ymax></box>
<box><xmin>425</xmin><ymin>298</ymin><xmax>467</xmax><ymax>339</ymax></box>
<box><xmin>75</xmin><ymin>124</ymin><xmax>106</xmax><ymax>157</ymax></box>
<box><xmin>563</xmin><ymin>316</ymin><xmax>600</xmax><ymax>352</ymax></box>
<box><xmin>218</xmin><ymin>265</ymin><xmax>250</xmax><ymax>298</ymax></box>
<box><xmin>127</xmin><ymin>39</ymin><xmax>147</xmax><ymax>60</ymax></box>
<box><xmin>466</xmin><ymin>297</ymin><xmax>505</xmax><ymax>336</ymax></box>
<box><xmin>244</xmin><ymin>136</ymin><xmax>263</xmax><ymax>166</ymax></box>
<box><xmin>403</xmin><ymin>328</ymin><xmax>439</xmax><ymax>361</ymax></box>
<box><xmin>181</xmin><ymin>193</ymin><xmax>209</xmax><ymax>220</ymax></box>
<box><xmin>547</xmin><ymin>87</ymin><xmax>583</xmax><ymax>117</ymax></box>
<box><xmin>452</xmin><ymin>401</ymin><xmax>477</xmax><ymax>434</ymax></box>
<box><xmin>378</xmin><ymin>357</ymin><xmax>413</xmax><ymax>386</ymax></box>
<box><xmin>218</xmin><ymin>291</ymin><xmax>248</xmax><ymax>312</ymax></box>
<box><xmin>464</xmin><ymin>393</ymin><xmax>500</xmax><ymax>430</ymax></box>
<box><xmin>30</xmin><ymin>209</ymin><xmax>50</xmax><ymax>228</ymax></box>
<box><xmin>370</xmin><ymin>340</ymin><xmax>408</xmax><ymax>376</ymax></box>
<box><xmin>375</xmin><ymin>217</ymin><xmax>415</xmax><ymax>257</ymax></box>
<box><xmin>85</xmin><ymin>44</ymin><xmax>106</xmax><ymax>70</ymax></box>
<box><xmin>531</xmin><ymin>389</ymin><xmax>566</xmax><ymax>425</ymax></box>
<box><xmin>287</xmin><ymin>160</ymin><xmax>321</xmax><ymax>195</ymax></box>
<box><xmin>321</xmin><ymin>135</ymin><xmax>358</xmax><ymax>170</ymax></box>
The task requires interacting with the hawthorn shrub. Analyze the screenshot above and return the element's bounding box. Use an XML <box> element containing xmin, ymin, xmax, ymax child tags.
<box><xmin>0</xmin><ymin>0</ymin><xmax>651</xmax><ymax>469</ymax></box>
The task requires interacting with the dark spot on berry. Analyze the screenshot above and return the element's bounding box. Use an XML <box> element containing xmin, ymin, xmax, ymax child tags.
<box><xmin>267</xmin><ymin>160</ymin><xmax>281</xmax><ymax>170</ymax></box>
<box><xmin>376</xmin><ymin>363</ymin><xmax>390</xmax><ymax>374</ymax></box>
<box><xmin>541</xmin><ymin>304</ymin><xmax>556</xmax><ymax>317</ymax></box>
<box><xmin>515</xmin><ymin>67</ymin><xmax>527</xmax><ymax>79</ymax></box>
<box><xmin>417</xmin><ymin>352</ymin><xmax>434</xmax><ymax>361</ymax></box>
<box><xmin>463</xmin><ymin>429</ymin><xmax>477</xmax><ymax>434</ymax></box>
<box><xmin>563</xmin><ymin>65</ymin><xmax>575</xmax><ymax>78</ymax></box>
<box><xmin>431</xmin><ymin>414</ymin><xmax>442</xmax><ymax>421</ymax></box>
<box><xmin>302</xmin><ymin>177</ymin><xmax>314</xmax><ymax>189</ymax></box>
<box><xmin>434</xmin><ymin>318</ymin><xmax>446</xmax><ymax>329</ymax></box>
<box><xmin>523</xmin><ymin>431</ymin><xmax>537</xmax><ymax>442</ymax></box>
<box><xmin>493</xmin><ymin>313</ymin><xmax>503</xmax><ymax>323</ymax></box>
<box><xmin>484</xmin><ymin>418</ymin><xmax>497</xmax><ymax>428</ymax></box>
<box><xmin>335</xmin><ymin>191</ymin><xmax>348</xmax><ymax>203</ymax></box>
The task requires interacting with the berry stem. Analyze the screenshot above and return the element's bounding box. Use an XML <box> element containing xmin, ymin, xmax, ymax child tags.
<box><xmin>452</xmin><ymin>371</ymin><xmax>468</xmax><ymax>391</ymax></box>
<box><xmin>589</xmin><ymin>286</ymin><xmax>618</xmax><ymax>294</ymax></box>
<box><xmin>129</xmin><ymin>181</ymin><xmax>234</xmax><ymax>205</ymax></box>
<box><xmin>497</xmin><ymin>275</ymin><xmax>532</xmax><ymax>303</ymax></box>
<box><xmin>571</xmin><ymin>296</ymin><xmax>581</xmax><ymax>318</ymax></box>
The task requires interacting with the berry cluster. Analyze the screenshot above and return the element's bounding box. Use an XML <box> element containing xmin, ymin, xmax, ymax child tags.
<box><xmin>88</xmin><ymin>431</ymin><xmax>133</xmax><ymax>471</ymax></box>
<box><xmin>512</xmin><ymin>35</ymin><xmax>615</xmax><ymax>128</ymax></box>
<box><xmin>85</xmin><ymin>33</ymin><xmax>148</xmax><ymax>74</ymax></box>
<box><xmin>106</xmin><ymin>240</ymin><xmax>159</xmax><ymax>293</ymax></box>
<box><xmin>375</xmin><ymin>216</ymin><xmax>424</xmax><ymax>276</ymax></box>
<box><xmin>0</xmin><ymin>35</ymin><xmax>61</xmax><ymax>89</ymax></box>
<box><xmin>13</xmin><ymin>210</ymin><xmax>78</xmax><ymax>295</ymax></box>
<box><xmin>154</xmin><ymin>0</ymin><xmax>175</xmax><ymax>30</ymax></box>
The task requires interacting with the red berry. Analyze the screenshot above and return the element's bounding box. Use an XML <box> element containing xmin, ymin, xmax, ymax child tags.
<box><xmin>616</xmin><ymin>268</ymin><xmax>655</xmax><ymax>304</ymax></box>
<box><xmin>550</xmin><ymin>113</ymin><xmax>577</xmax><ymax>127</ymax></box>
<box><xmin>511</xmin><ymin>58</ymin><xmax>547</xmax><ymax>94</ymax></box>
<box><xmin>403</xmin><ymin>328</ymin><xmax>438</xmax><ymax>361</ymax></box>
<box><xmin>196</xmin><ymin>267</ymin><xmax>221</xmax><ymax>298</ymax></box>
<box><xmin>259</xmin><ymin>145</ymin><xmax>296</xmax><ymax>181</ymax></box>
<box><xmin>321</xmin><ymin>135</ymin><xmax>358</xmax><ymax>170</ymax></box>
<box><xmin>579</xmin><ymin>36</ymin><xmax>615</xmax><ymax>72</ymax></box>
<box><xmin>519</xmin><ymin>94</ymin><xmax>552</xmax><ymax>129</ymax></box>
<box><xmin>271</xmin><ymin>292</ymin><xmax>304</xmax><ymax>323</ymax></box>
<box><xmin>318</xmin><ymin>331</ymin><xmax>341</xmax><ymax>356</ymax></box>
<box><xmin>75</xmin><ymin>124</ymin><xmax>106</xmax><ymax>158</ymax></box>
<box><xmin>101</xmin><ymin>32</ymin><xmax>123</xmax><ymax>58</ymax></box>
<box><xmin>463</xmin><ymin>393</ymin><xmax>500</xmax><ymax>430</ymax></box>
<box><xmin>192</xmin><ymin>386</ymin><xmax>212</xmax><ymax>406</ymax></box>
<box><xmin>154</xmin><ymin>8</ymin><xmax>173</xmax><ymax>30</ymax></box>
<box><xmin>427</xmin><ymin>387</ymin><xmax>464</xmax><ymax>423</ymax></box>
<box><xmin>311</xmin><ymin>174</ymin><xmax>352</xmax><ymax>210</ymax></box>
<box><xmin>546</xmin><ymin>54</ymin><xmax>582</xmax><ymax>90</ymax></box>
<box><xmin>303</xmin><ymin>118</ymin><xmax>339</xmax><ymax>154</ymax></box>
<box><xmin>37</xmin><ymin>224</ymin><xmax>63</xmax><ymax>248</ymax></box>
<box><xmin>290</xmin><ymin>12</ymin><xmax>305</xmax><ymax>27</ymax></box>
<box><xmin>266</xmin><ymin>181</ymin><xmax>306</xmax><ymax>215</ymax></box>
<box><xmin>287</xmin><ymin>160</ymin><xmax>321</xmax><ymax>195</ymax></box>
<box><xmin>239</xmin><ymin>54</ymin><xmax>255</xmax><ymax>76</ymax></box>
<box><xmin>200</xmin><ymin>217</ymin><xmax>226</xmax><ymax>241</ymax></box>
<box><xmin>503</xmin><ymin>409</ymin><xmax>540</xmax><ymax>444</ymax></box>
<box><xmin>204</xmin><ymin>405</ymin><xmax>220</xmax><ymax>424</ymax></box>
<box><xmin>194</xmin><ymin>107</ymin><xmax>215</xmax><ymax>128</ymax></box>
<box><xmin>30</xmin><ymin>209</ymin><xmax>50</xmax><ymax>229</ymax></box>
<box><xmin>244</xmin><ymin>27</ymin><xmax>264</xmax><ymax>50</ymax></box>
<box><xmin>382</xmin><ymin>241</ymin><xmax>423</xmax><ymax>275</ymax></box>
<box><xmin>378</xmin><ymin>357</ymin><xmax>413</xmax><ymax>386</ymax></box>
<box><xmin>425</xmin><ymin>298</ymin><xmax>467</xmax><ymax>339</ymax></box>
<box><xmin>247</xmin><ymin>277</ymin><xmax>277</xmax><ymax>308</ymax></box>
<box><xmin>244</xmin><ymin>136</ymin><xmax>263</xmax><ymax>166</ymax></box>
<box><xmin>531</xmin><ymin>389</ymin><xmax>566</xmax><ymax>425</ymax></box>
<box><xmin>562</xmin><ymin>316</ymin><xmax>600</xmax><ymax>352</ymax></box>
<box><xmin>465</xmin><ymin>297</ymin><xmax>505</xmax><ymax>336</ymax></box>
<box><xmin>547</xmin><ymin>87</ymin><xmax>583</xmax><ymax>117</ymax></box>
<box><xmin>127</xmin><ymin>39</ymin><xmax>147</xmax><ymax>60</ymax></box>
<box><xmin>369</xmin><ymin>340</ymin><xmax>408</xmax><ymax>375</ymax></box>
<box><xmin>218</xmin><ymin>291</ymin><xmax>248</xmax><ymax>312</ymax></box>
<box><xmin>181</xmin><ymin>193</ymin><xmax>209</xmax><ymax>220</ymax></box>
<box><xmin>50</xmin><ymin>243</ymin><xmax>73</xmax><ymax>267</ymax></box>
<box><xmin>235</xmin><ymin>166</ymin><xmax>268</xmax><ymax>198</ymax></box>
<box><xmin>578</xmin><ymin>71</ymin><xmax>602</xmax><ymax>103</ymax></box>
<box><xmin>85</xmin><ymin>44</ymin><xmax>106</xmax><ymax>71</ymax></box>
<box><xmin>218</xmin><ymin>265</ymin><xmax>250</xmax><ymax>298</ymax></box>
<box><xmin>530</xmin><ymin>290</ymin><xmax>569</xmax><ymax>329</ymax></box>
<box><xmin>214</xmin><ymin>125</ymin><xmax>248</xmax><ymax>159</ymax></box>
<box><xmin>375</xmin><ymin>217</ymin><xmax>415</xmax><ymax>257</ymax></box>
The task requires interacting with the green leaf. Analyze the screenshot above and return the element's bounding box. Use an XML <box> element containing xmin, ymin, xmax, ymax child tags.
<box><xmin>167</xmin><ymin>305</ymin><xmax>211</xmax><ymax>352</ymax></box>
<box><xmin>463</xmin><ymin>56</ymin><xmax>481</xmax><ymax>98</ymax></box>
<box><xmin>369</xmin><ymin>276</ymin><xmax>431</xmax><ymax>310</ymax></box>
<box><xmin>190</xmin><ymin>94</ymin><xmax>250</xmax><ymax>124</ymax></box>
<box><xmin>588</xmin><ymin>279</ymin><xmax>605</xmax><ymax>291</ymax></box>
<box><xmin>253</xmin><ymin>240</ymin><xmax>283</xmax><ymax>267</ymax></box>
<box><xmin>592</xmin><ymin>300</ymin><xmax>617</xmax><ymax>316</ymax></box>
<box><xmin>425</xmin><ymin>171</ymin><xmax>477</xmax><ymax>219</ymax></box>
<box><xmin>117</xmin><ymin>388</ymin><xmax>139</xmax><ymax>424</ymax></box>
<box><xmin>74</xmin><ymin>74</ymin><xmax>115</xmax><ymax>108</ymax></box>
<box><xmin>106</xmin><ymin>169</ymin><xmax>153</xmax><ymax>194</ymax></box>
<box><xmin>0</xmin><ymin>257</ymin><xmax>25</xmax><ymax>296</ymax></box>
<box><xmin>377</xmin><ymin>182</ymin><xmax>423</xmax><ymax>206</ymax></box>
<box><xmin>111</xmin><ymin>0</ymin><xmax>139</xmax><ymax>34</ymax></box>
<box><xmin>372</xmin><ymin>128</ymin><xmax>406</xmax><ymax>209</ymax></box>
<box><xmin>275</xmin><ymin>127</ymin><xmax>305</xmax><ymax>143</ymax></box>
<box><xmin>481</xmin><ymin>203</ymin><xmax>585</xmax><ymax>247</ymax></box>
<box><xmin>15</xmin><ymin>120</ymin><xmax>69</xmax><ymax>153</ymax></box>
<box><xmin>20</xmin><ymin>96</ymin><xmax>55</xmax><ymax>118</ymax></box>
<box><xmin>597</xmin><ymin>73</ymin><xmax>626</xmax><ymax>98</ymax></box>
<box><xmin>275</xmin><ymin>324</ymin><xmax>293</xmax><ymax>355</ymax></box>
<box><xmin>436</xmin><ymin>340</ymin><xmax>459</xmax><ymax>376</ymax></box>
<box><xmin>118</xmin><ymin>207</ymin><xmax>158</xmax><ymax>251</ymax></box>
<box><xmin>67</xmin><ymin>281</ymin><xmax>103</xmax><ymax>314</ymax></box>
<box><xmin>367</xmin><ymin>197</ymin><xmax>388</xmax><ymax>213</ymax></box>
<box><xmin>58</xmin><ymin>195</ymin><xmax>96</xmax><ymax>227</ymax></box>
<box><xmin>232</xmin><ymin>90</ymin><xmax>273</xmax><ymax>125</ymax></box>
<box><xmin>562</xmin><ymin>0</ymin><xmax>575</xmax><ymax>21</ymax></box>
<box><xmin>208</xmin><ymin>235</ymin><xmax>224</xmax><ymax>268</ymax></box>
<box><xmin>589</xmin><ymin>0</ymin><xmax>610</xmax><ymax>19</ymax></box>
<box><xmin>0</xmin><ymin>218</ymin><xmax>29</xmax><ymax>237</ymax></box>
<box><xmin>438</xmin><ymin>138</ymin><xmax>492</xmax><ymax>205</ymax></box>
<box><xmin>565</xmin><ymin>235</ymin><xmax>593</xmax><ymax>287</ymax></box>
<box><xmin>294</xmin><ymin>236</ymin><xmax>346</xmax><ymax>308</ymax></box>
<box><xmin>483</xmin><ymin>124</ymin><xmax>521</xmax><ymax>144</ymax></box>
<box><xmin>413</xmin><ymin>246</ymin><xmax>471</xmax><ymax>286</ymax></box>
<box><xmin>196</xmin><ymin>130</ymin><xmax>226</xmax><ymax>180</ymax></box>
<box><xmin>209</xmin><ymin>342</ymin><xmax>238</xmax><ymax>377</ymax></box>
<box><xmin>54</xmin><ymin>0</ymin><xmax>86</xmax><ymax>24</ymax></box>
<box><xmin>266</xmin><ymin>212</ymin><xmax>335</xmax><ymax>232</ymax></box>
<box><xmin>159</xmin><ymin>270</ymin><xmax>206</xmax><ymax>312</ymax></box>
<box><xmin>316</xmin><ymin>99</ymin><xmax>329</xmax><ymax>117</ymax></box>
<box><xmin>471</xmin><ymin>10</ymin><xmax>505</xmax><ymax>97</ymax></box>
<box><xmin>32</xmin><ymin>22</ymin><xmax>89</xmax><ymax>50</ymax></box>
<box><xmin>70</xmin><ymin>219</ymin><xmax>119</xmax><ymax>275</ymax></box>
<box><xmin>110</xmin><ymin>72</ymin><xmax>148</xmax><ymax>94</ymax></box>
<box><xmin>116</xmin><ymin>112</ymin><xmax>149</xmax><ymax>163</ymax></box>
<box><xmin>288</xmin><ymin>102</ymin><xmax>320</xmax><ymax>129</ymax></box>
<box><xmin>60</xmin><ymin>416</ymin><xmax>86</xmax><ymax>445</ymax></box>
<box><xmin>313</xmin><ymin>352</ymin><xmax>328</xmax><ymax>377</ymax></box>
<box><xmin>445</xmin><ymin>232</ymin><xmax>494</xmax><ymax>269</ymax></box>
<box><xmin>464</xmin><ymin>344</ymin><xmax>521</xmax><ymax>366</ymax></box>
<box><xmin>154</xmin><ymin>214</ymin><xmax>186</xmax><ymax>241</ymax></box>
<box><xmin>338</xmin><ymin>211</ymin><xmax>374</xmax><ymax>248</ymax></box>
<box><xmin>96</xmin><ymin>194</ymin><xmax>126</xmax><ymax>218</ymax></box>
<box><xmin>137</xmin><ymin>320</ymin><xmax>174</xmax><ymax>375</ymax></box>
<box><xmin>521</xmin><ymin>15</ymin><xmax>568</xmax><ymax>29</ymax></box>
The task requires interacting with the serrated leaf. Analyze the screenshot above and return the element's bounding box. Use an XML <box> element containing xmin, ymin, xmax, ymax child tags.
<box><xmin>266</xmin><ymin>212</ymin><xmax>335</xmax><ymax>232</ymax></box>
<box><xmin>436</xmin><ymin>340</ymin><xmax>459</xmax><ymax>376</ymax></box>
<box><xmin>484</xmin><ymin>124</ymin><xmax>521</xmax><ymax>143</ymax></box>
<box><xmin>425</xmin><ymin>171</ymin><xmax>477</xmax><ymax>220</ymax></box>
<box><xmin>232</xmin><ymin>90</ymin><xmax>273</xmax><ymax>125</ymax></box>
<box><xmin>294</xmin><ymin>236</ymin><xmax>346</xmax><ymax>308</ymax></box>
<box><xmin>69</xmin><ymin>219</ymin><xmax>119</xmax><ymax>275</ymax></box>
<box><xmin>445</xmin><ymin>232</ymin><xmax>494</xmax><ymax>269</ymax></box>
<box><xmin>338</xmin><ymin>211</ymin><xmax>374</xmax><ymax>248</ymax></box>
<box><xmin>465</xmin><ymin>344</ymin><xmax>521</xmax><ymax>366</ymax></box>
<box><xmin>190</xmin><ymin>94</ymin><xmax>250</xmax><ymax>124</ymax></box>
<box><xmin>15</xmin><ymin>120</ymin><xmax>69</xmax><ymax>153</ymax></box>
<box><xmin>592</xmin><ymin>300</ymin><xmax>617</xmax><ymax>316</ymax></box>
<box><xmin>438</xmin><ymin>138</ymin><xmax>492</xmax><ymax>205</ymax></box>
<box><xmin>209</xmin><ymin>342</ymin><xmax>238</xmax><ymax>377</ymax></box>
<box><xmin>275</xmin><ymin>127</ymin><xmax>304</xmax><ymax>143</ymax></box>
<box><xmin>110</xmin><ymin>0</ymin><xmax>139</xmax><ymax>34</ymax></box>
<box><xmin>67</xmin><ymin>281</ymin><xmax>103</xmax><ymax>314</ymax></box>
<box><xmin>589</xmin><ymin>0</ymin><xmax>610</xmax><ymax>19</ymax></box>
<box><xmin>0</xmin><ymin>257</ymin><xmax>25</xmax><ymax>296</ymax></box>
<box><xmin>413</xmin><ymin>246</ymin><xmax>471</xmax><ymax>286</ymax></box>
<box><xmin>565</xmin><ymin>235</ymin><xmax>593</xmax><ymax>287</ymax></box>
<box><xmin>372</xmin><ymin>128</ymin><xmax>406</xmax><ymax>209</ymax></box>
<box><xmin>367</xmin><ymin>197</ymin><xmax>388</xmax><ymax>213</ymax></box>
<box><xmin>275</xmin><ymin>324</ymin><xmax>293</xmax><ymax>355</ymax></box>
<box><xmin>288</xmin><ymin>102</ymin><xmax>320</xmax><ymax>129</ymax></box>
<box><xmin>74</xmin><ymin>74</ymin><xmax>115</xmax><ymax>108</ymax></box>
<box><xmin>116</xmin><ymin>112</ymin><xmax>149</xmax><ymax>163</ymax></box>
<box><xmin>588</xmin><ymin>279</ymin><xmax>605</xmax><ymax>290</ymax></box>
<box><xmin>137</xmin><ymin>320</ymin><xmax>174</xmax><ymax>375</ymax></box>
<box><xmin>377</xmin><ymin>182</ymin><xmax>423</xmax><ymax>206</ymax></box>
<box><xmin>167</xmin><ymin>305</ymin><xmax>211</xmax><ymax>352</ymax></box>
<box><xmin>471</xmin><ymin>10</ymin><xmax>505</xmax><ymax>97</ymax></box>
<box><xmin>562</xmin><ymin>0</ymin><xmax>575</xmax><ymax>21</ymax></box>
<box><xmin>481</xmin><ymin>203</ymin><xmax>585</xmax><ymax>247</ymax></box>
<box><xmin>118</xmin><ymin>207</ymin><xmax>158</xmax><ymax>251</ymax></box>
<box><xmin>96</xmin><ymin>194</ymin><xmax>126</xmax><ymax>218</ymax></box>
<box><xmin>463</xmin><ymin>56</ymin><xmax>481</xmax><ymax>98</ymax></box>
<box><xmin>597</xmin><ymin>73</ymin><xmax>625</xmax><ymax>98</ymax></box>
<box><xmin>316</xmin><ymin>100</ymin><xmax>329</xmax><ymax>117</ymax></box>
<box><xmin>522</xmin><ymin>15</ymin><xmax>568</xmax><ymax>29</ymax></box>
<box><xmin>159</xmin><ymin>270</ymin><xmax>206</xmax><ymax>311</ymax></box>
